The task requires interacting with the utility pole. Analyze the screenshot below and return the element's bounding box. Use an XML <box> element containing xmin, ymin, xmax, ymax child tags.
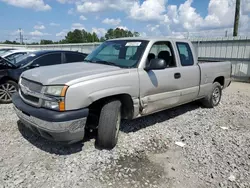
<box><xmin>233</xmin><ymin>0</ymin><xmax>240</xmax><ymax>37</ymax></box>
<box><xmin>18</xmin><ymin>28</ymin><xmax>23</xmax><ymax>44</ymax></box>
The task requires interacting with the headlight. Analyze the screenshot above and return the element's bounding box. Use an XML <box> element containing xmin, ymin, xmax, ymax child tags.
<box><xmin>44</xmin><ymin>86</ymin><xmax>66</xmax><ymax>96</ymax></box>
<box><xmin>42</xmin><ymin>85</ymin><xmax>68</xmax><ymax>111</ymax></box>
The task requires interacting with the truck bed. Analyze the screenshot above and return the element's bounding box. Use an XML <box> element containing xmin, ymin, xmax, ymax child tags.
<box><xmin>198</xmin><ymin>60</ymin><xmax>231</xmax><ymax>97</ymax></box>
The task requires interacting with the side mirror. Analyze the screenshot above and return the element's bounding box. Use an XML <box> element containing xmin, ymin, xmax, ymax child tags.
<box><xmin>145</xmin><ymin>58</ymin><xmax>167</xmax><ymax>71</ymax></box>
<box><xmin>29</xmin><ymin>64</ymin><xmax>40</xmax><ymax>68</ymax></box>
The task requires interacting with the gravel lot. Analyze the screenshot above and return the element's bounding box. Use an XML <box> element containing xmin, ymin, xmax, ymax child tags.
<box><xmin>0</xmin><ymin>82</ymin><xmax>250</xmax><ymax>188</ymax></box>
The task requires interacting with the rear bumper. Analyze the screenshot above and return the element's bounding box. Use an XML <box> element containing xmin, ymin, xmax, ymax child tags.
<box><xmin>12</xmin><ymin>93</ymin><xmax>89</xmax><ymax>144</ymax></box>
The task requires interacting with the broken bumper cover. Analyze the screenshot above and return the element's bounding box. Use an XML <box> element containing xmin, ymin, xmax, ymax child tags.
<box><xmin>12</xmin><ymin>93</ymin><xmax>89</xmax><ymax>144</ymax></box>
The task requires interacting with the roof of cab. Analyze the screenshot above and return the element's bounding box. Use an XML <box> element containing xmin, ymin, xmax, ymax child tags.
<box><xmin>107</xmin><ymin>37</ymin><xmax>190</xmax><ymax>43</ymax></box>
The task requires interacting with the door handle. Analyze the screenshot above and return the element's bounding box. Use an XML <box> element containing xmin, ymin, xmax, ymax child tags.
<box><xmin>174</xmin><ymin>73</ymin><xmax>181</xmax><ymax>79</ymax></box>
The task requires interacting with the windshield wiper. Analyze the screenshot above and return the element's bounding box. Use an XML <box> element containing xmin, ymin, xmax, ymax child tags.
<box><xmin>84</xmin><ymin>59</ymin><xmax>94</xmax><ymax>63</ymax></box>
<box><xmin>85</xmin><ymin>59</ymin><xmax>127</xmax><ymax>68</ymax></box>
<box><xmin>95</xmin><ymin>60</ymin><xmax>117</xmax><ymax>66</ymax></box>
<box><xmin>93</xmin><ymin>60</ymin><xmax>127</xmax><ymax>68</ymax></box>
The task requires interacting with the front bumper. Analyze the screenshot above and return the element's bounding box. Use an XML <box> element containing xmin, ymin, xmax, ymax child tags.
<box><xmin>12</xmin><ymin>93</ymin><xmax>89</xmax><ymax>144</ymax></box>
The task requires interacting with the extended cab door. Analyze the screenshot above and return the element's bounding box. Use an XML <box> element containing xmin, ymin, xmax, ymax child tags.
<box><xmin>138</xmin><ymin>40</ymin><xmax>200</xmax><ymax>115</ymax></box>
<box><xmin>138</xmin><ymin>41</ymin><xmax>184</xmax><ymax>115</ymax></box>
<box><xmin>175</xmin><ymin>41</ymin><xmax>200</xmax><ymax>104</ymax></box>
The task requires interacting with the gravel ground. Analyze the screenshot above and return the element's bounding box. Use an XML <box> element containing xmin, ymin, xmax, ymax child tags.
<box><xmin>0</xmin><ymin>82</ymin><xmax>250</xmax><ymax>188</ymax></box>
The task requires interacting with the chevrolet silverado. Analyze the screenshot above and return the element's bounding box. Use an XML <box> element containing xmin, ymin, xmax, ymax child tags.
<box><xmin>12</xmin><ymin>37</ymin><xmax>232</xmax><ymax>149</ymax></box>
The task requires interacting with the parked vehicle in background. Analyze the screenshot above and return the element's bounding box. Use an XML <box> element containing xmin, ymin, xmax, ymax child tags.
<box><xmin>1</xmin><ymin>49</ymin><xmax>35</xmax><ymax>64</ymax></box>
<box><xmin>12</xmin><ymin>37</ymin><xmax>232</xmax><ymax>149</ymax></box>
<box><xmin>0</xmin><ymin>50</ymin><xmax>88</xmax><ymax>103</ymax></box>
<box><xmin>0</xmin><ymin>48</ymin><xmax>18</xmax><ymax>56</ymax></box>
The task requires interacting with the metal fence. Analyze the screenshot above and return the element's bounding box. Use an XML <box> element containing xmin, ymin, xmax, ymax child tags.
<box><xmin>1</xmin><ymin>37</ymin><xmax>250</xmax><ymax>81</ymax></box>
<box><xmin>191</xmin><ymin>37</ymin><xmax>250</xmax><ymax>81</ymax></box>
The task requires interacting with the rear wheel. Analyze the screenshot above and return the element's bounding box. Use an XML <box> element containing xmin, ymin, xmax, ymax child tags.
<box><xmin>201</xmin><ymin>82</ymin><xmax>222</xmax><ymax>108</ymax></box>
<box><xmin>0</xmin><ymin>80</ymin><xmax>18</xmax><ymax>104</ymax></box>
<box><xmin>97</xmin><ymin>99</ymin><xmax>121</xmax><ymax>150</ymax></box>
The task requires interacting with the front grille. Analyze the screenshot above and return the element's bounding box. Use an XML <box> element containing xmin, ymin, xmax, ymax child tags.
<box><xmin>21</xmin><ymin>78</ymin><xmax>43</xmax><ymax>93</ymax></box>
<box><xmin>20</xmin><ymin>90</ymin><xmax>39</xmax><ymax>103</ymax></box>
<box><xmin>20</xmin><ymin>78</ymin><xmax>43</xmax><ymax>106</ymax></box>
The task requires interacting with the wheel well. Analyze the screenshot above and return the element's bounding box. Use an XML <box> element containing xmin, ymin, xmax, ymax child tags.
<box><xmin>0</xmin><ymin>76</ymin><xmax>17</xmax><ymax>85</ymax></box>
<box><xmin>214</xmin><ymin>76</ymin><xmax>224</xmax><ymax>87</ymax></box>
<box><xmin>87</xmin><ymin>94</ymin><xmax>134</xmax><ymax>127</ymax></box>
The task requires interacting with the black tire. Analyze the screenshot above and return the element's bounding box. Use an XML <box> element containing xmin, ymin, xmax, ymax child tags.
<box><xmin>97</xmin><ymin>99</ymin><xmax>122</xmax><ymax>149</ymax></box>
<box><xmin>201</xmin><ymin>82</ymin><xmax>222</xmax><ymax>108</ymax></box>
<box><xmin>0</xmin><ymin>80</ymin><xmax>18</xmax><ymax>104</ymax></box>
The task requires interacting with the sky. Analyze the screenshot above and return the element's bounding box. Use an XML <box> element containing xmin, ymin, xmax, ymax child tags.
<box><xmin>0</xmin><ymin>0</ymin><xmax>250</xmax><ymax>43</ymax></box>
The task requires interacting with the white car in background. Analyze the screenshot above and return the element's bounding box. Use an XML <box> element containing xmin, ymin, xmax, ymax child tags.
<box><xmin>0</xmin><ymin>48</ymin><xmax>18</xmax><ymax>56</ymax></box>
<box><xmin>1</xmin><ymin>49</ymin><xmax>36</xmax><ymax>64</ymax></box>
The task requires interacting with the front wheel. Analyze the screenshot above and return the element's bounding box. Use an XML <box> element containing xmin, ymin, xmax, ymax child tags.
<box><xmin>201</xmin><ymin>82</ymin><xmax>222</xmax><ymax>108</ymax></box>
<box><xmin>97</xmin><ymin>99</ymin><xmax>121</xmax><ymax>150</ymax></box>
<box><xmin>0</xmin><ymin>80</ymin><xmax>18</xmax><ymax>104</ymax></box>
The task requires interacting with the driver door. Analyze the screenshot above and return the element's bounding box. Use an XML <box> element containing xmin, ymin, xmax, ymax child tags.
<box><xmin>139</xmin><ymin>41</ymin><xmax>183</xmax><ymax>115</ymax></box>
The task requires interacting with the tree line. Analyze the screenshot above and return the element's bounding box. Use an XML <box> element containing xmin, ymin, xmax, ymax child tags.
<box><xmin>1</xmin><ymin>28</ymin><xmax>140</xmax><ymax>45</ymax></box>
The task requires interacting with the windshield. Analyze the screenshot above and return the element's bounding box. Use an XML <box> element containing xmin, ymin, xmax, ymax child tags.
<box><xmin>0</xmin><ymin>51</ymin><xmax>11</xmax><ymax>56</ymax></box>
<box><xmin>0</xmin><ymin>49</ymin><xmax>14</xmax><ymax>56</ymax></box>
<box><xmin>15</xmin><ymin>53</ymin><xmax>37</xmax><ymax>67</ymax></box>
<box><xmin>0</xmin><ymin>56</ymin><xmax>16</xmax><ymax>68</ymax></box>
<box><xmin>5</xmin><ymin>53</ymin><xmax>26</xmax><ymax>64</ymax></box>
<box><xmin>85</xmin><ymin>40</ymin><xmax>148</xmax><ymax>68</ymax></box>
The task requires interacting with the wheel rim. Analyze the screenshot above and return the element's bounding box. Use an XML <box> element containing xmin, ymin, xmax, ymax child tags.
<box><xmin>212</xmin><ymin>87</ymin><xmax>221</xmax><ymax>105</ymax></box>
<box><xmin>0</xmin><ymin>83</ymin><xmax>17</xmax><ymax>102</ymax></box>
<box><xmin>115</xmin><ymin>111</ymin><xmax>121</xmax><ymax>140</ymax></box>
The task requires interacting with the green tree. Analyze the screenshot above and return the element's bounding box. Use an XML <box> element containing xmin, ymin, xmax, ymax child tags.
<box><xmin>57</xmin><ymin>27</ymin><xmax>138</xmax><ymax>44</ymax></box>
<box><xmin>82</xmin><ymin>29</ymin><xmax>89</xmax><ymax>42</ymax></box>
<box><xmin>3</xmin><ymin>40</ymin><xmax>20</xmax><ymax>44</ymax></box>
<box><xmin>30</xmin><ymin>42</ymin><xmax>39</xmax><ymax>45</ymax></box>
<box><xmin>104</xmin><ymin>28</ymin><xmax>138</xmax><ymax>39</ymax></box>
<box><xmin>133</xmin><ymin>31</ymin><xmax>140</xmax><ymax>37</ymax></box>
<box><xmin>87</xmin><ymin>33</ymin><xmax>93</xmax><ymax>42</ymax></box>
<box><xmin>63</xmin><ymin>29</ymin><xmax>101</xmax><ymax>43</ymax></box>
<box><xmin>100</xmin><ymin>37</ymin><xmax>106</xmax><ymax>42</ymax></box>
<box><xmin>92</xmin><ymin>32</ymin><xmax>99</xmax><ymax>42</ymax></box>
<box><xmin>66</xmin><ymin>29</ymin><xmax>83</xmax><ymax>43</ymax></box>
<box><xmin>58</xmin><ymin>39</ymin><xmax>68</xmax><ymax>44</ymax></box>
<box><xmin>105</xmin><ymin>29</ymin><xmax>114</xmax><ymax>40</ymax></box>
<box><xmin>40</xmin><ymin>40</ymin><xmax>53</xmax><ymax>45</ymax></box>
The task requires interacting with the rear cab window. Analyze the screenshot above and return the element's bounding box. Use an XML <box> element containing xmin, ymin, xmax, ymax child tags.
<box><xmin>176</xmin><ymin>42</ymin><xmax>194</xmax><ymax>66</ymax></box>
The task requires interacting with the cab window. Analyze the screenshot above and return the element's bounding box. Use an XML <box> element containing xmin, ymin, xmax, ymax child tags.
<box><xmin>148</xmin><ymin>41</ymin><xmax>176</xmax><ymax>67</ymax></box>
<box><xmin>176</xmin><ymin>42</ymin><xmax>194</xmax><ymax>66</ymax></box>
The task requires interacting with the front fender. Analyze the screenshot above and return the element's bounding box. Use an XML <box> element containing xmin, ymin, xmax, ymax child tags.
<box><xmin>0</xmin><ymin>71</ymin><xmax>8</xmax><ymax>83</ymax></box>
<box><xmin>88</xmin><ymin>86</ymin><xmax>133</xmax><ymax>102</ymax></box>
<box><xmin>65</xmin><ymin>69</ymin><xmax>140</xmax><ymax>111</ymax></box>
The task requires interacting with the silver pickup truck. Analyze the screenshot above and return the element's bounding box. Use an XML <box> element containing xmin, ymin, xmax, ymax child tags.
<box><xmin>12</xmin><ymin>37</ymin><xmax>232</xmax><ymax>149</ymax></box>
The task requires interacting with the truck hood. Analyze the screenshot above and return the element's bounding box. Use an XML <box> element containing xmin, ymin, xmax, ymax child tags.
<box><xmin>21</xmin><ymin>62</ymin><xmax>128</xmax><ymax>85</ymax></box>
